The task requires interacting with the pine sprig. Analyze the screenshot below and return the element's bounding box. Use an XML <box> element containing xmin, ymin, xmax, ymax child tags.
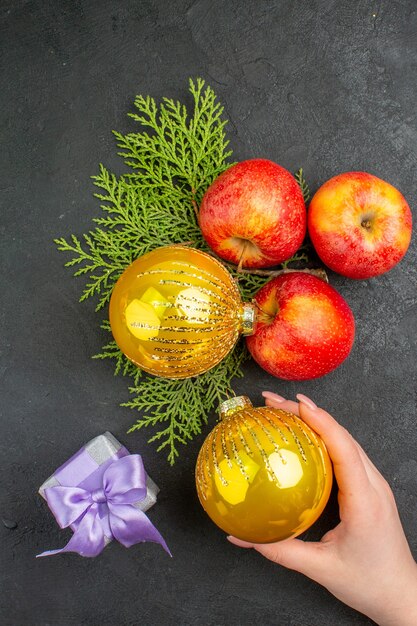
<box><xmin>54</xmin><ymin>78</ymin><xmax>231</xmax><ymax>313</ymax></box>
<box><xmin>115</xmin><ymin>77</ymin><xmax>233</xmax><ymax>205</ymax></box>
<box><xmin>294</xmin><ymin>167</ymin><xmax>311</xmax><ymax>204</ymax></box>
<box><xmin>55</xmin><ymin>78</ymin><xmax>312</xmax><ymax>463</ymax></box>
<box><xmin>93</xmin><ymin>320</ymin><xmax>143</xmax><ymax>384</ymax></box>
<box><xmin>126</xmin><ymin>344</ymin><xmax>249</xmax><ymax>465</ymax></box>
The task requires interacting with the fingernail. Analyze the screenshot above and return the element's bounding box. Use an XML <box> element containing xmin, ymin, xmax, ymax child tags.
<box><xmin>227</xmin><ymin>536</ymin><xmax>253</xmax><ymax>548</ymax></box>
<box><xmin>227</xmin><ymin>535</ymin><xmax>240</xmax><ymax>546</ymax></box>
<box><xmin>262</xmin><ymin>391</ymin><xmax>286</xmax><ymax>403</ymax></box>
<box><xmin>296</xmin><ymin>393</ymin><xmax>317</xmax><ymax>410</ymax></box>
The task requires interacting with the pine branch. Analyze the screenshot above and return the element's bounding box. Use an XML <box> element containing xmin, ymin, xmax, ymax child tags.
<box><xmin>126</xmin><ymin>343</ymin><xmax>249</xmax><ymax>465</ymax></box>
<box><xmin>54</xmin><ymin>79</ymin><xmax>230</xmax><ymax>313</ymax></box>
<box><xmin>55</xmin><ymin>78</ymin><xmax>312</xmax><ymax>462</ymax></box>
<box><xmin>94</xmin><ymin>320</ymin><xmax>249</xmax><ymax>464</ymax></box>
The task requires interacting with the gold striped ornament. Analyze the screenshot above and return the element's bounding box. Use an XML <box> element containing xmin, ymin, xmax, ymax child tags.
<box><xmin>195</xmin><ymin>396</ymin><xmax>333</xmax><ymax>543</ymax></box>
<box><xmin>109</xmin><ymin>246</ymin><xmax>256</xmax><ymax>379</ymax></box>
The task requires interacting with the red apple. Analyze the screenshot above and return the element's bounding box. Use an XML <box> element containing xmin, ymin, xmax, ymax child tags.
<box><xmin>308</xmin><ymin>172</ymin><xmax>412</xmax><ymax>279</ymax></box>
<box><xmin>246</xmin><ymin>272</ymin><xmax>355</xmax><ymax>380</ymax></box>
<box><xmin>199</xmin><ymin>159</ymin><xmax>306</xmax><ymax>268</ymax></box>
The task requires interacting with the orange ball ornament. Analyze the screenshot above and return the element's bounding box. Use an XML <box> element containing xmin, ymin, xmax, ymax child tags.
<box><xmin>109</xmin><ymin>246</ymin><xmax>255</xmax><ymax>379</ymax></box>
<box><xmin>195</xmin><ymin>396</ymin><xmax>333</xmax><ymax>543</ymax></box>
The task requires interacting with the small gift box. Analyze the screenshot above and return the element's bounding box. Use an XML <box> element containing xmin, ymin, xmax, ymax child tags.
<box><xmin>37</xmin><ymin>432</ymin><xmax>170</xmax><ymax>557</ymax></box>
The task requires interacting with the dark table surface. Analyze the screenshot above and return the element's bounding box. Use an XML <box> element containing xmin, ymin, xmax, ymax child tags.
<box><xmin>1</xmin><ymin>1</ymin><xmax>417</xmax><ymax>624</ymax></box>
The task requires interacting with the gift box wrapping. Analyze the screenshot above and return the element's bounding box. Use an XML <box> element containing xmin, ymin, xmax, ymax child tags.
<box><xmin>39</xmin><ymin>432</ymin><xmax>160</xmax><ymax>546</ymax></box>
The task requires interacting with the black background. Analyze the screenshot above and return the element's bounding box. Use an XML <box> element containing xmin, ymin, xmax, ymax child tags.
<box><xmin>1</xmin><ymin>1</ymin><xmax>417</xmax><ymax>624</ymax></box>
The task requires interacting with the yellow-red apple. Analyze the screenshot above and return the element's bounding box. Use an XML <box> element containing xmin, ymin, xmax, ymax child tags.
<box><xmin>199</xmin><ymin>159</ymin><xmax>306</xmax><ymax>268</ymax></box>
<box><xmin>246</xmin><ymin>272</ymin><xmax>355</xmax><ymax>380</ymax></box>
<box><xmin>308</xmin><ymin>172</ymin><xmax>412</xmax><ymax>279</ymax></box>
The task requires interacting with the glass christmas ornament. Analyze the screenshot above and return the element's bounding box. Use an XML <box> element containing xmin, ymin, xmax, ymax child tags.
<box><xmin>195</xmin><ymin>396</ymin><xmax>332</xmax><ymax>543</ymax></box>
<box><xmin>109</xmin><ymin>246</ymin><xmax>256</xmax><ymax>379</ymax></box>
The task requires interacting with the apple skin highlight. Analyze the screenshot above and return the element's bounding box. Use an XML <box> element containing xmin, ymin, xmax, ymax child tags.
<box><xmin>246</xmin><ymin>272</ymin><xmax>355</xmax><ymax>380</ymax></box>
<box><xmin>199</xmin><ymin>158</ymin><xmax>307</xmax><ymax>268</ymax></box>
<box><xmin>308</xmin><ymin>172</ymin><xmax>412</xmax><ymax>280</ymax></box>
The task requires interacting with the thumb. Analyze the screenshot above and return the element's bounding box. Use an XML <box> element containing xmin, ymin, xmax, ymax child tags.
<box><xmin>227</xmin><ymin>536</ymin><xmax>328</xmax><ymax>581</ymax></box>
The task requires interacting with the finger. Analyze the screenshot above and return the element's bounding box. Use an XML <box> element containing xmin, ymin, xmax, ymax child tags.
<box><xmin>354</xmin><ymin>440</ymin><xmax>393</xmax><ymax>494</ymax></box>
<box><xmin>227</xmin><ymin>535</ymin><xmax>329</xmax><ymax>582</ymax></box>
<box><xmin>355</xmin><ymin>440</ymin><xmax>381</xmax><ymax>476</ymax></box>
<box><xmin>296</xmin><ymin>395</ymin><xmax>371</xmax><ymax>511</ymax></box>
<box><xmin>262</xmin><ymin>392</ymin><xmax>300</xmax><ymax>416</ymax></box>
<box><xmin>354</xmin><ymin>444</ymin><xmax>377</xmax><ymax>487</ymax></box>
<box><xmin>264</xmin><ymin>398</ymin><xmax>301</xmax><ymax>415</ymax></box>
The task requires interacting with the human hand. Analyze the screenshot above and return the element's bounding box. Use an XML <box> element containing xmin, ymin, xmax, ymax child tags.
<box><xmin>228</xmin><ymin>392</ymin><xmax>417</xmax><ymax>626</ymax></box>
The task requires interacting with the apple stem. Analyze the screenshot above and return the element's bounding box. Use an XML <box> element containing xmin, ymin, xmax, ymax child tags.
<box><xmin>239</xmin><ymin>267</ymin><xmax>329</xmax><ymax>282</ymax></box>
<box><xmin>202</xmin><ymin>248</ymin><xmax>329</xmax><ymax>283</ymax></box>
<box><xmin>237</xmin><ymin>240</ymin><xmax>250</xmax><ymax>273</ymax></box>
<box><xmin>254</xmin><ymin>301</ymin><xmax>275</xmax><ymax>324</ymax></box>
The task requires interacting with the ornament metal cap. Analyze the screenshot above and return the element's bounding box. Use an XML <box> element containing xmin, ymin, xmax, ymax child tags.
<box><xmin>239</xmin><ymin>302</ymin><xmax>257</xmax><ymax>336</ymax></box>
<box><xmin>219</xmin><ymin>395</ymin><xmax>253</xmax><ymax>420</ymax></box>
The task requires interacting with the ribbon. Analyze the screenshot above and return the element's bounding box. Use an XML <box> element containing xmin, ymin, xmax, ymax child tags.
<box><xmin>37</xmin><ymin>455</ymin><xmax>170</xmax><ymax>557</ymax></box>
